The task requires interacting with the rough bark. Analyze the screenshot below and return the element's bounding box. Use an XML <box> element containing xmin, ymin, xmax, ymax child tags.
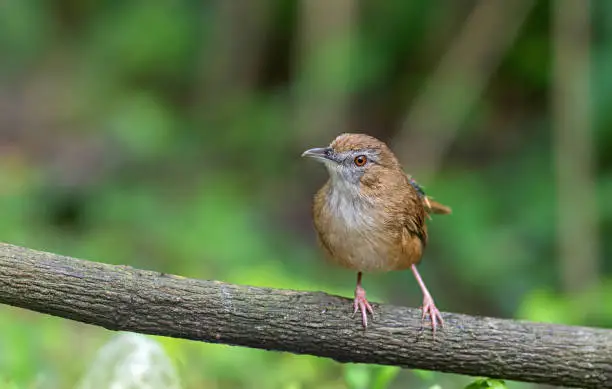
<box><xmin>0</xmin><ymin>243</ymin><xmax>610</xmax><ymax>388</ymax></box>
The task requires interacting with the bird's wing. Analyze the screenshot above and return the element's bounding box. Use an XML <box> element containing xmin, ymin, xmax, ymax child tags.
<box><xmin>399</xmin><ymin>184</ymin><xmax>428</xmax><ymax>248</ymax></box>
<box><xmin>404</xmin><ymin>209</ymin><xmax>428</xmax><ymax>248</ymax></box>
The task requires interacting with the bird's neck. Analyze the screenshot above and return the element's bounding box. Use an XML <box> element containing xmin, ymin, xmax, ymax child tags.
<box><xmin>324</xmin><ymin>178</ymin><xmax>376</xmax><ymax>229</ymax></box>
<box><xmin>328</xmin><ymin>171</ymin><xmax>361</xmax><ymax>197</ymax></box>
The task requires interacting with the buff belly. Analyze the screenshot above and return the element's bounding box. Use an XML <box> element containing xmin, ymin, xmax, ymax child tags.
<box><xmin>316</xmin><ymin>201</ymin><xmax>412</xmax><ymax>272</ymax></box>
<box><xmin>323</xmin><ymin>230</ymin><xmax>408</xmax><ymax>272</ymax></box>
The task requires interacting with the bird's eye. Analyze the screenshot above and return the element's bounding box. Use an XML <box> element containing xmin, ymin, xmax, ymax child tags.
<box><xmin>354</xmin><ymin>155</ymin><xmax>367</xmax><ymax>167</ymax></box>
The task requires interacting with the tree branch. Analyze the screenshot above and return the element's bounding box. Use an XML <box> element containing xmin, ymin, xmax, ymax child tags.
<box><xmin>0</xmin><ymin>243</ymin><xmax>610</xmax><ymax>388</ymax></box>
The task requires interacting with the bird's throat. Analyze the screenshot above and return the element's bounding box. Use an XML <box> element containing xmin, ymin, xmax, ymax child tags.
<box><xmin>325</xmin><ymin>181</ymin><xmax>376</xmax><ymax>230</ymax></box>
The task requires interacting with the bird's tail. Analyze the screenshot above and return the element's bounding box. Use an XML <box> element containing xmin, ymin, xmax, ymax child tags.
<box><xmin>407</xmin><ymin>174</ymin><xmax>452</xmax><ymax>216</ymax></box>
<box><xmin>423</xmin><ymin>197</ymin><xmax>452</xmax><ymax>215</ymax></box>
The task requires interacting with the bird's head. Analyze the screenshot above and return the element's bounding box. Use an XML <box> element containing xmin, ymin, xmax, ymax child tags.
<box><xmin>301</xmin><ymin>133</ymin><xmax>402</xmax><ymax>193</ymax></box>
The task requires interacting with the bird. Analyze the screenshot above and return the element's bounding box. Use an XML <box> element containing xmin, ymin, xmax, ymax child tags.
<box><xmin>302</xmin><ymin>133</ymin><xmax>451</xmax><ymax>331</ymax></box>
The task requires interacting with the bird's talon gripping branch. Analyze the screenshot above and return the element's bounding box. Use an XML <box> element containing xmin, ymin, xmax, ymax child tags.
<box><xmin>411</xmin><ymin>264</ymin><xmax>443</xmax><ymax>334</ymax></box>
<box><xmin>421</xmin><ymin>295</ymin><xmax>444</xmax><ymax>333</ymax></box>
<box><xmin>353</xmin><ymin>272</ymin><xmax>374</xmax><ymax>327</ymax></box>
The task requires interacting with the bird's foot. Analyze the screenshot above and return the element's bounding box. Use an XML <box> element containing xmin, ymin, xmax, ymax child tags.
<box><xmin>353</xmin><ymin>285</ymin><xmax>374</xmax><ymax>328</ymax></box>
<box><xmin>420</xmin><ymin>294</ymin><xmax>444</xmax><ymax>334</ymax></box>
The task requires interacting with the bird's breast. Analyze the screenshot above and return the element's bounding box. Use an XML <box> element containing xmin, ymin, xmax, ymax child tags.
<box><xmin>326</xmin><ymin>187</ymin><xmax>376</xmax><ymax>230</ymax></box>
<box><xmin>315</xmin><ymin>186</ymin><xmax>412</xmax><ymax>272</ymax></box>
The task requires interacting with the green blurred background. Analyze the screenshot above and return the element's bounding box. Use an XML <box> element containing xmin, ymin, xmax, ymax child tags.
<box><xmin>0</xmin><ymin>0</ymin><xmax>610</xmax><ymax>388</ymax></box>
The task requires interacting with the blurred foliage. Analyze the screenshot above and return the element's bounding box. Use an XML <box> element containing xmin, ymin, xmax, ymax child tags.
<box><xmin>0</xmin><ymin>0</ymin><xmax>611</xmax><ymax>388</ymax></box>
<box><xmin>343</xmin><ymin>365</ymin><xmax>400</xmax><ymax>389</ymax></box>
<box><xmin>465</xmin><ymin>379</ymin><xmax>508</xmax><ymax>389</ymax></box>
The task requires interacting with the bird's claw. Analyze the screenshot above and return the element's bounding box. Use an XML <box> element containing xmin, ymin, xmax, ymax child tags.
<box><xmin>420</xmin><ymin>295</ymin><xmax>444</xmax><ymax>334</ymax></box>
<box><xmin>353</xmin><ymin>286</ymin><xmax>374</xmax><ymax>328</ymax></box>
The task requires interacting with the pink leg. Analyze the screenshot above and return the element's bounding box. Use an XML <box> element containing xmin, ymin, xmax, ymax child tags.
<box><xmin>353</xmin><ymin>272</ymin><xmax>374</xmax><ymax>328</ymax></box>
<box><xmin>411</xmin><ymin>265</ymin><xmax>444</xmax><ymax>333</ymax></box>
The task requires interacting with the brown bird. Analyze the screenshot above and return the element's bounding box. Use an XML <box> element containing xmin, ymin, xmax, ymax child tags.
<box><xmin>302</xmin><ymin>133</ymin><xmax>451</xmax><ymax>331</ymax></box>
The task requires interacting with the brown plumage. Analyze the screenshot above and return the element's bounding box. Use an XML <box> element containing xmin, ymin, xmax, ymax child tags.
<box><xmin>302</xmin><ymin>133</ymin><xmax>451</xmax><ymax>331</ymax></box>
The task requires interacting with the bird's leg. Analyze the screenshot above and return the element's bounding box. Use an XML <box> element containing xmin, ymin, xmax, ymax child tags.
<box><xmin>411</xmin><ymin>265</ymin><xmax>444</xmax><ymax>333</ymax></box>
<box><xmin>352</xmin><ymin>272</ymin><xmax>374</xmax><ymax>328</ymax></box>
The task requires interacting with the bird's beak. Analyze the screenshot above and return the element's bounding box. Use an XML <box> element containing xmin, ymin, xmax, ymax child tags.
<box><xmin>301</xmin><ymin>147</ymin><xmax>333</xmax><ymax>162</ymax></box>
